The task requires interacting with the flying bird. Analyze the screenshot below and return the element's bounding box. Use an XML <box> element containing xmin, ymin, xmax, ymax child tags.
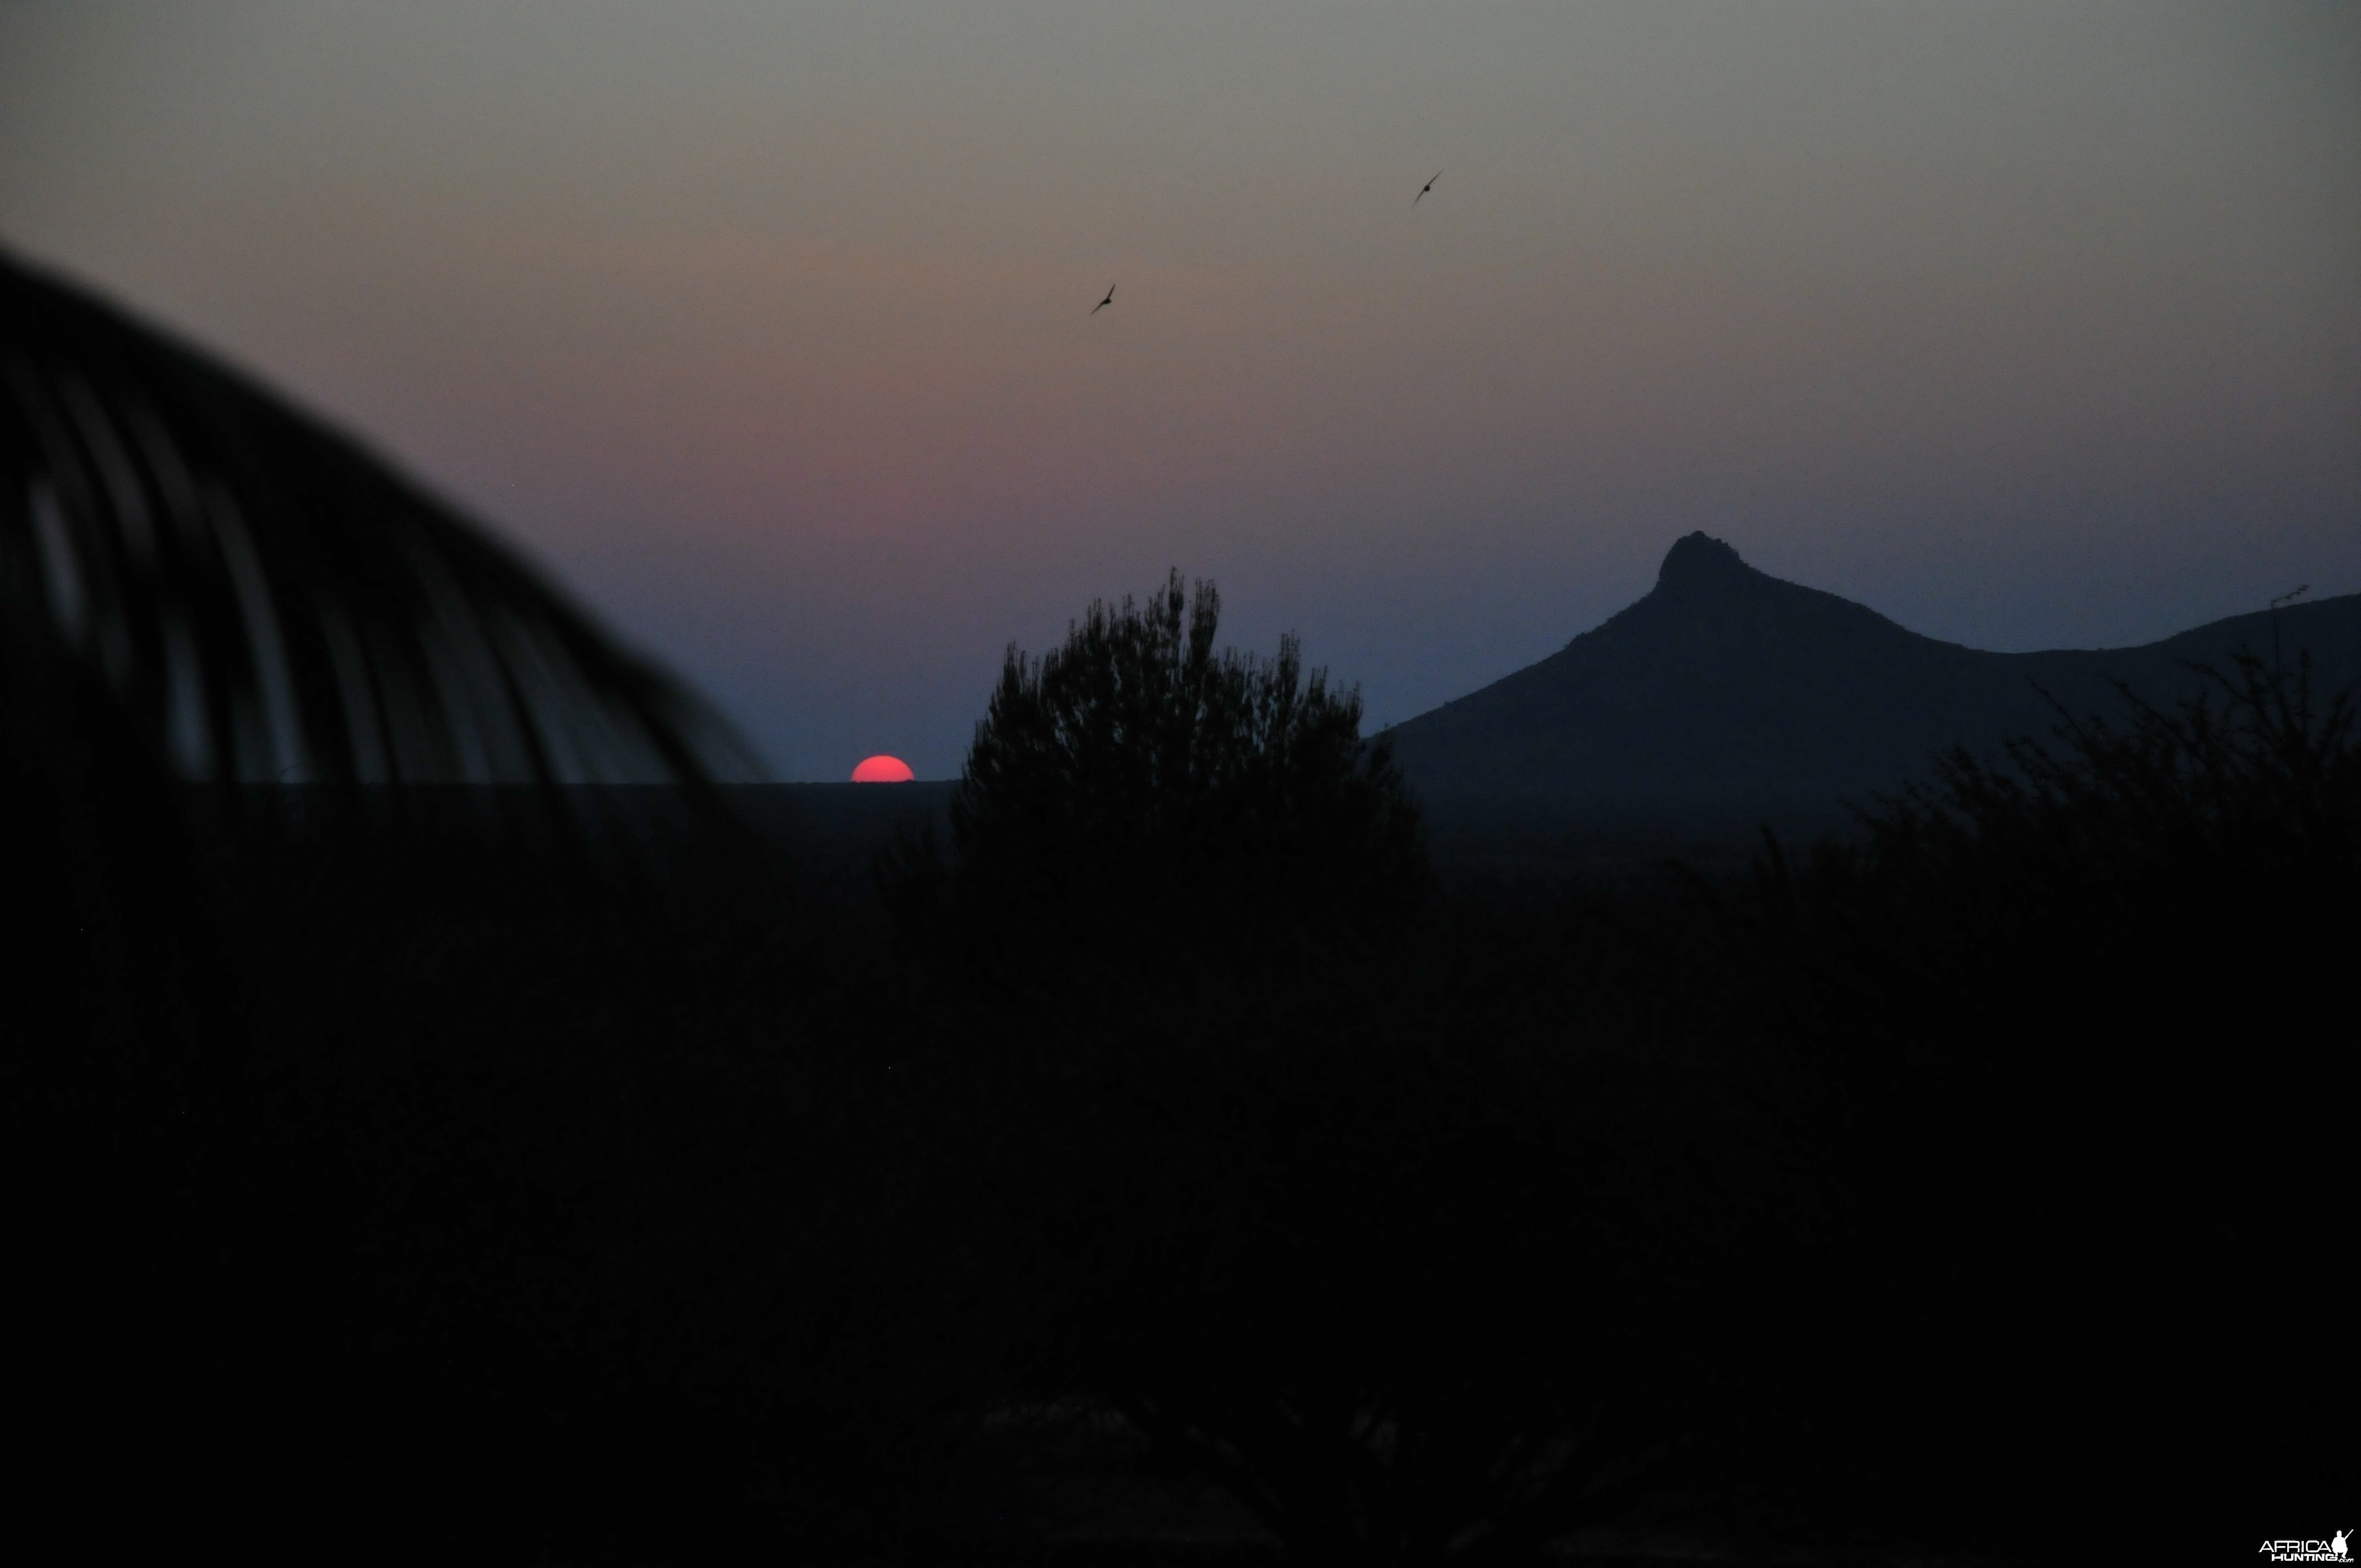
<box><xmin>1091</xmin><ymin>284</ymin><xmax>1116</xmax><ymax>315</ymax></box>
<box><xmin>1414</xmin><ymin>170</ymin><xmax>1442</xmax><ymax>206</ymax></box>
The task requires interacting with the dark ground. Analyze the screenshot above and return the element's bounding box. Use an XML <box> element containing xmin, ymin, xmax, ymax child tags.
<box><xmin>11</xmin><ymin>767</ymin><xmax>2348</xmax><ymax>1562</ymax></box>
<box><xmin>723</xmin><ymin>781</ymin><xmax>1859</xmax><ymax>904</ymax></box>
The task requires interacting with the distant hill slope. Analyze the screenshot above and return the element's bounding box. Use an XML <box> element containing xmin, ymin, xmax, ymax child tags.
<box><xmin>1386</xmin><ymin>533</ymin><xmax>2361</xmax><ymax>812</ymax></box>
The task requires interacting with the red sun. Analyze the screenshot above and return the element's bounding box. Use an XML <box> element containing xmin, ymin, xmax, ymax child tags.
<box><xmin>851</xmin><ymin>754</ymin><xmax>916</xmax><ymax>783</ymax></box>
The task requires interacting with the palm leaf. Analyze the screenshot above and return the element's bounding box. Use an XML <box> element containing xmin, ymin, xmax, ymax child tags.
<box><xmin>0</xmin><ymin>248</ymin><xmax>761</xmax><ymax>792</ymax></box>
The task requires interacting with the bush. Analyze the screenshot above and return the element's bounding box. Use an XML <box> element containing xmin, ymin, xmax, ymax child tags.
<box><xmin>922</xmin><ymin>570</ymin><xmax>1428</xmax><ymax>1003</ymax></box>
<box><xmin>885</xmin><ymin>576</ymin><xmax>1729</xmax><ymax>1562</ymax></box>
<box><xmin>1724</xmin><ymin>655</ymin><xmax>2361</xmax><ymax>1543</ymax></box>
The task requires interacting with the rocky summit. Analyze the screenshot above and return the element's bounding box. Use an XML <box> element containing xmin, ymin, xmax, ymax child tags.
<box><xmin>1385</xmin><ymin>532</ymin><xmax>2361</xmax><ymax>813</ymax></box>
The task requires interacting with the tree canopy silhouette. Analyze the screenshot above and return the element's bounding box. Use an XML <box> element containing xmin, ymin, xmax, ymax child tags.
<box><xmin>885</xmin><ymin>578</ymin><xmax>1730</xmax><ymax>1564</ymax></box>
<box><xmin>932</xmin><ymin>569</ymin><xmax>1428</xmax><ymax>997</ymax></box>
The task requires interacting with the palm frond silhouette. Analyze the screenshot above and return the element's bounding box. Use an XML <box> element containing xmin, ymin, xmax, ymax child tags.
<box><xmin>1</xmin><ymin>249</ymin><xmax>759</xmax><ymax>791</ymax></box>
<box><xmin>1</xmin><ymin>254</ymin><xmax>791</xmax><ymax>1549</ymax></box>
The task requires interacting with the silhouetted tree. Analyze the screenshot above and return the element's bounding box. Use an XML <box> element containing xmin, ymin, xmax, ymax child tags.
<box><xmin>931</xmin><ymin>569</ymin><xmax>1428</xmax><ymax>1000</ymax></box>
<box><xmin>886</xmin><ymin>576</ymin><xmax>1732</xmax><ymax>1564</ymax></box>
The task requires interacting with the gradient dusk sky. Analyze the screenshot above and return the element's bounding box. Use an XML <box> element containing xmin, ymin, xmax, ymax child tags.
<box><xmin>4</xmin><ymin>2</ymin><xmax>2355</xmax><ymax>780</ymax></box>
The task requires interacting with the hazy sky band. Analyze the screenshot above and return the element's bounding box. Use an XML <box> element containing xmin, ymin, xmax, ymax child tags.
<box><xmin>4</xmin><ymin>1</ymin><xmax>2354</xmax><ymax>777</ymax></box>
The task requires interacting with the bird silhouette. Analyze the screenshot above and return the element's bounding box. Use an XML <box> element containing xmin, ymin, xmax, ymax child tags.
<box><xmin>1091</xmin><ymin>284</ymin><xmax>1116</xmax><ymax>315</ymax></box>
<box><xmin>1414</xmin><ymin>170</ymin><xmax>1442</xmax><ymax>206</ymax></box>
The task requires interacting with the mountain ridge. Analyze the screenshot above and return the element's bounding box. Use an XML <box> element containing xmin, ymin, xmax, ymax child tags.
<box><xmin>1386</xmin><ymin>532</ymin><xmax>2361</xmax><ymax>810</ymax></box>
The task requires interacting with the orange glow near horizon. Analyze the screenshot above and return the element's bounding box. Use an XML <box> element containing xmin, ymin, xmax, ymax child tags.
<box><xmin>851</xmin><ymin>755</ymin><xmax>917</xmax><ymax>783</ymax></box>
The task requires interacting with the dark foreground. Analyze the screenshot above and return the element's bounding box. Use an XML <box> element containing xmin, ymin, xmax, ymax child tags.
<box><xmin>8</xmin><ymin>673</ymin><xmax>2356</xmax><ymax>1564</ymax></box>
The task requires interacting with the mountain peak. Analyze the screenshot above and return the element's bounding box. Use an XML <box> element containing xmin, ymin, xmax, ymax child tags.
<box><xmin>1388</xmin><ymin>533</ymin><xmax>2361</xmax><ymax>813</ymax></box>
<box><xmin>1656</xmin><ymin>532</ymin><xmax>1753</xmax><ymax>594</ymax></box>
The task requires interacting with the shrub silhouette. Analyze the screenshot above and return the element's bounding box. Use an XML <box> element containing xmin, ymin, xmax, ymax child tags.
<box><xmin>890</xmin><ymin>575</ymin><xmax>1726</xmax><ymax>1562</ymax></box>
<box><xmin>927</xmin><ymin>569</ymin><xmax>1427</xmax><ymax>996</ymax></box>
<box><xmin>1720</xmin><ymin>654</ymin><xmax>2361</xmax><ymax>1542</ymax></box>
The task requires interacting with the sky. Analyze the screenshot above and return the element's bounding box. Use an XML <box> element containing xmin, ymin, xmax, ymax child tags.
<box><xmin>3</xmin><ymin>1</ymin><xmax>2356</xmax><ymax>781</ymax></box>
